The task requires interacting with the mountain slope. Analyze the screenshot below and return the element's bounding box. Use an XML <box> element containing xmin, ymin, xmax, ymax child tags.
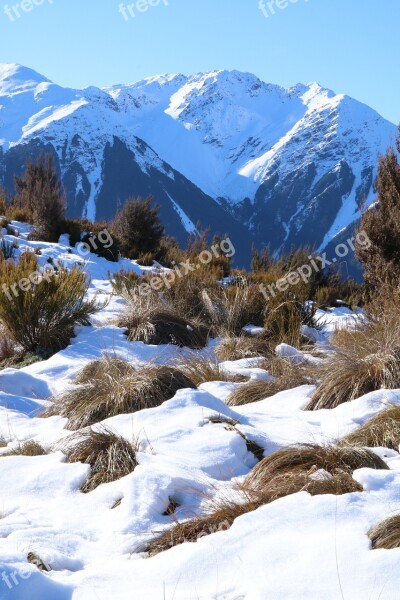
<box><xmin>0</xmin><ymin>64</ymin><xmax>397</xmax><ymax>266</ymax></box>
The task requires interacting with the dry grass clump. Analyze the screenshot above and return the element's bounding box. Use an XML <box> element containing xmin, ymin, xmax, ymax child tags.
<box><xmin>339</xmin><ymin>405</ymin><xmax>400</xmax><ymax>450</ymax></box>
<box><xmin>43</xmin><ymin>357</ymin><xmax>196</xmax><ymax>430</ymax></box>
<box><xmin>73</xmin><ymin>356</ymin><xmax>132</xmax><ymax>384</ymax></box>
<box><xmin>263</xmin><ymin>295</ymin><xmax>318</xmax><ymax>348</ymax></box>
<box><xmin>306</xmin><ymin>301</ymin><xmax>400</xmax><ymax>410</ymax></box>
<box><xmin>120</xmin><ymin>309</ymin><xmax>209</xmax><ymax>349</ymax></box>
<box><xmin>201</xmin><ymin>283</ymin><xmax>266</xmax><ymax>337</ymax></box>
<box><xmin>244</xmin><ymin>444</ymin><xmax>387</xmax><ymax>491</ymax></box>
<box><xmin>146</xmin><ymin>495</ymin><xmax>259</xmax><ymax>555</ymax></box>
<box><xmin>369</xmin><ymin>515</ymin><xmax>400</xmax><ymax>550</ymax></box>
<box><xmin>146</xmin><ymin>466</ymin><xmax>362</xmax><ymax>555</ymax></box>
<box><xmin>214</xmin><ymin>334</ymin><xmax>272</xmax><ymax>362</ymax></box>
<box><xmin>110</xmin><ymin>270</ymin><xmax>141</xmax><ymax>296</ymax></box>
<box><xmin>226</xmin><ymin>357</ymin><xmax>312</xmax><ymax>406</ymax></box>
<box><xmin>163</xmin><ymin>263</ymin><xmax>223</xmax><ymax>323</ymax></box>
<box><xmin>63</xmin><ymin>428</ymin><xmax>139</xmax><ymax>492</ymax></box>
<box><xmin>177</xmin><ymin>352</ymin><xmax>248</xmax><ymax>386</ymax></box>
<box><xmin>2</xmin><ymin>440</ymin><xmax>47</xmax><ymax>457</ymax></box>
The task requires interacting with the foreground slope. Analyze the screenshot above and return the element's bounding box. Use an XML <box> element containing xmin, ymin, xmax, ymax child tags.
<box><xmin>0</xmin><ymin>223</ymin><xmax>400</xmax><ymax>599</ymax></box>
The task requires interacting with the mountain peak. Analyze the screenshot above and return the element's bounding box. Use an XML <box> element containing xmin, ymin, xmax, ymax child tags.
<box><xmin>0</xmin><ymin>63</ymin><xmax>51</xmax><ymax>94</ymax></box>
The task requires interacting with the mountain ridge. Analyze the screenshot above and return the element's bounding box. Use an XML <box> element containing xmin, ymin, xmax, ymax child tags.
<box><xmin>0</xmin><ymin>63</ymin><xmax>397</xmax><ymax>270</ymax></box>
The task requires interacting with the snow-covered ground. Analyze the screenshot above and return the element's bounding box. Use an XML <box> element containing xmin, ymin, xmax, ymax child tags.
<box><xmin>0</xmin><ymin>225</ymin><xmax>399</xmax><ymax>600</ymax></box>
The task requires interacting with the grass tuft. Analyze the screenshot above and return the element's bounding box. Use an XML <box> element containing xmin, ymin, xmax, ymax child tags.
<box><xmin>339</xmin><ymin>405</ymin><xmax>400</xmax><ymax>450</ymax></box>
<box><xmin>369</xmin><ymin>515</ymin><xmax>400</xmax><ymax>549</ymax></box>
<box><xmin>43</xmin><ymin>357</ymin><xmax>196</xmax><ymax>430</ymax></box>
<box><xmin>307</xmin><ymin>301</ymin><xmax>400</xmax><ymax>410</ymax></box>
<box><xmin>63</xmin><ymin>428</ymin><xmax>139</xmax><ymax>493</ymax></box>
<box><xmin>2</xmin><ymin>440</ymin><xmax>47</xmax><ymax>457</ymax></box>
<box><xmin>214</xmin><ymin>334</ymin><xmax>272</xmax><ymax>362</ymax></box>
<box><xmin>178</xmin><ymin>352</ymin><xmax>248</xmax><ymax>386</ymax></box>
<box><xmin>226</xmin><ymin>357</ymin><xmax>312</xmax><ymax>406</ymax></box>
<box><xmin>120</xmin><ymin>309</ymin><xmax>208</xmax><ymax>349</ymax></box>
<box><xmin>146</xmin><ymin>465</ymin><xmax>362</xmax><ymax>556</ymax></box>
<box><xmin>244</xmin><ymin>444</ymin><xmax>387</xmax><ymax>491</ymax></box>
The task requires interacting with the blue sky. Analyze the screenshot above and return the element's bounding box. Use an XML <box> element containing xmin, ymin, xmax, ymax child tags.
<box><xmin>0</xmin><ymin>0</ymin><xmax>399</xmax><ymax>123</ymax></box>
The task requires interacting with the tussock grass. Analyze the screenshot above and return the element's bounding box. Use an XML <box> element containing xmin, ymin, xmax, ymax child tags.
<box><xmin>2</xmin><ymin>440</ymin><xmax>47</xmax><ymax>457</ymax></box>
<box><xmin>177</xmin><ymin>352</ymin><xmax>248</xmax><ymax>386</ymax></box>
<box><xmin>226</xmin><ymin>357</ymin><xmax>312</xmax><ymax>406</ymax></box>
<box><xmin>339</xmin><ymin>405</ymin><xmax>400</xmax><ymax>450</ymax></box>
<box><xmin>202</xmin><ymin>284</ymin><xmax>266</xmax><ymax>337</ymax></box>
<box><xmin>43</xmin><ymin>357</ymin><xmax>196</xmax><ymax>430</ymax></box>
<box><xmin>264</xmin><ymin>296</ymin><xmax>317</xmax><ymax>348</ymax></box>
<box><xmin>73</xmin><ymin>356</ymin><xmax>132</xmax><ymax>384</ymax></box>
<box><xmin>306</xmin><ymin>303</ymin><xmax>400</xmax><ymax>410</ymax></box>
<box><xmin>369</xmin><ymin>515</ymin><xmax>400</xmax><ymax>549</ymax></box>
<box><xmin>215</xmin><ymin>334</ymin><xmax>272</xmax><ymax>362</ymax></box>
<box><xmin>164</xmin><ymin>263</ymin><xmax>224</xmax><ymax>324</ymax></box>
<box><xmin>63</xmin><ymin>428</ymin><xmax>139</xmax><ymax>492</ymax></box>
<box><xmin>244</xmin><ymin>444</ymin><xmax>387</xmax><ymax>491</ymax></box>
<box><xmin>146</xmin><ymin>467</ymin><xmax>362</xmax><ymax>555</ymax></box>
<box><xmin>110</xmin><ymin>270</ymin><xmax>141</xmax><ymax>296</ymax></box>
<box><xmin>120</xmin><ymin>308</ymin><xmax>208</xmax><ymax>349</ymax></box>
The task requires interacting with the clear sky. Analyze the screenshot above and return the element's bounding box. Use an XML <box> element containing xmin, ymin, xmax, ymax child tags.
<box><xmin>0</xmin><ymin>0</ymin><xmax>399</xmax><ymax>124</ymax></box>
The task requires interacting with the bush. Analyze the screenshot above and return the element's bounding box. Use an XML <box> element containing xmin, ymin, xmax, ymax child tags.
<box><xmin>245</xmin><ymin>444</ymin><xmax>387</xmax><ymax>491</ymax></box>
<box><xmin>61</xmin><ymin>218</ymin><xmax>87</xmax><ymax>247</ymax></box>
<box><xmin>5</xmin><ymin>207</ymin><xmax>33</xmax><ymax>224</ymax></box>
<box><xmin>43</xmin><ymin>357</ymin><xmax>196</xmax><ymax>429</ymax></box>
<box><xmin>0</xmin><ymin>239</ymin><xmax>15</xmax><ymax>260</ymax></box>
<box><xmin>112</xmin><ymin>196</ymin><xmax>164</xmax><ymax>259</ymax></box>
<box><xmin>136</xmin><ymin>252</ymin><xmax>155</xmax><ymax>266</ymax></box>
<box><xmin>164</xmin><ymin>263</ymin><xmax>223</xmax><ymax>324</ymax></box>
<box><xmin>2</xmin><ymin>441</ymin><xmax>47</xmax><ymax>457</ymax></box>
<box><xmin>81</xmin><ymin>221</ymin><xmax>120</xmax><ymax>262</ymax></box>
<box><xmin>0</xmin><ymin>254</ymin><xmax>100</xmax><ymax>354</ymax></box>
<box><xmin>357</xmin><ymin>127</ymin><xmax>400</xmax><ymax>290</ymax></box>
<box><xmin>0</xmin><ymin>190</ymin><xmax>7</xmax><ymax>217</ymax></box>
<box><xmin>13</xmin><ymin>155</ymin><xmax>65</xmax><ymax>242</ymax></box>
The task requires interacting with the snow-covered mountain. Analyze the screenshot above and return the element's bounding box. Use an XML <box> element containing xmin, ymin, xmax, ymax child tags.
<box><xmin>0</xmin><ymin>64</ymin><xmax>397</xmax><ymax>266</ymax></box>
